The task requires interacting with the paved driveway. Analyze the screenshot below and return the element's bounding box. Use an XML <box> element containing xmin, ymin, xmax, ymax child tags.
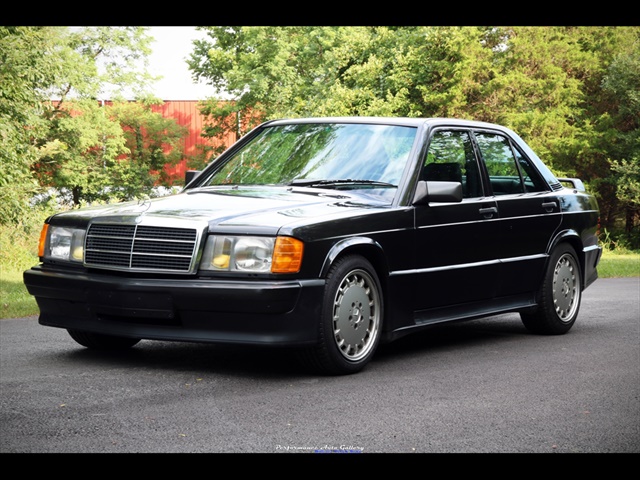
<box><xmin>1</xmin><ymin>277</ymin><xmax>638</xmax><ymax>453</ymax></box>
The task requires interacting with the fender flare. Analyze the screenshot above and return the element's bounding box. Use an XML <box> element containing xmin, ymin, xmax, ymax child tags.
<box><xmin>547</xmin><ymin>229</ymin><xmax>582</xmax><ymax>255</ymax></box>
<box><xmin>319</xmin><ymin>237</ymin><xmax>386</xmax><ymax>278</ymax></box>
<box><xmin>546</xmin><ymin>228</ymin><xmax>588</xmax><ymax>287</ymax></box>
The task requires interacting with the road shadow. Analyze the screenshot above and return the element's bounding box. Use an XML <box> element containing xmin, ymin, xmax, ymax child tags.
<box><xmin>47</xmin><ymin>313</ymin><xmax>531</xmax><ymax>378</ymax></box>
<box><xmin>375</xmin><ymin>313</ymin><xmax>530</xmax><ymax>360</ymax></box>
<box><xmin>58</xmin><ymin>340</ymin><xmax>306</xmax><ymax>379</ymax></box>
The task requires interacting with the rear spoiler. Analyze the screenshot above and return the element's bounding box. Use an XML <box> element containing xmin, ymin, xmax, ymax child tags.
<box><xmin>557</xmin><ymin>177</ymin><xmax>585</xmax><ymax>192</ymax></box>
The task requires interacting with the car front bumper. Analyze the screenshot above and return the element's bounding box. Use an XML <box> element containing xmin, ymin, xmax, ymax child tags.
<box><xmin>23</xmin><ymin>265</ymin><xmax>325</xmax><ymax>347</ymax></box>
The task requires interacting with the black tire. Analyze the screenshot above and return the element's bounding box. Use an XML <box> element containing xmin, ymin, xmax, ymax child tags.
<box><xmin>521</xmin><ymin>244</ymin><xmax>582</xmax><ymax>335</ymax></box>
<box><xmin>67</xmin><ymin>330</ymin><xmax>141</xmax><ymax>350</ymax></box>
<box><xmin>299</xmin><ymin>255</ymin><xmax>384</xmax><ymax>375</ymax></box>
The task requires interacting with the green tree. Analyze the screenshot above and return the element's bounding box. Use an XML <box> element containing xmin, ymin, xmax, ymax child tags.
<box><xmin>2</xmin><ymin>26</ymin><xmax>192</xmax><ymax>209</ymax></box>
<box><xmin>0</xmin><ymin>27</ymin><xmax>63</xmax><ymax>223</ymax></box>
<box><xmin>35</xmin><ymin>26</ymin><xmax>162</xmax><ymax>205</ymax></box>
<box><xmin>55</xmin><ymin>26</ymin><xmax>157</xmax><ymax>102</ymax></box>
<box><xmin>190</xmin><ymin>26</ymin><xmax>592</xmax><ymax>150</ymax></box>
<box><xmin>34</xmin><ymin>98</ymin><xmax>128</xmax><ymax>205</ymax></box>
<box><xmin>189</xmin><ymin>26</ymin><xmax>639</xmax><ymax>236</ymax></box>
<box><xmin>601</xmin><ymin>48</ymin><xmax>640</xmax><ymax>242</ymax></box>
<box><xmin>107</xmin><ymin>100</ymin><xmax>188</xmax><ymax>198</ymax></box>
<box><xmin>188</xmin><ymin>27</ymin><xmax>492</xmax><ymax>137</ymax></box>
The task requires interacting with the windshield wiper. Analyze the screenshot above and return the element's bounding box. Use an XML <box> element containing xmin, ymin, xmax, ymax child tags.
<box><xmin>289</xmin><ymin>179</ymin><xmax>397</xmax><ymax>188</ymax></box>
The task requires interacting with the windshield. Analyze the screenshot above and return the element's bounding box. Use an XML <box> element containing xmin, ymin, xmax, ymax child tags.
<box><xmin>199</xmin><ymin>123</ymin><xmax>418</xmax><ymax>191</ymax></box>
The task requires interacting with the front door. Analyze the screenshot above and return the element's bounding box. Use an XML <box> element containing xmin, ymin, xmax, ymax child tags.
<box><xmin>413</xmin><ymin>129</ymin><xmax>502</xmax><ymax>315</ymax></box>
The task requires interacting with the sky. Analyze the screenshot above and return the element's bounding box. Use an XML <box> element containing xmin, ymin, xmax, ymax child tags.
<box><xmin>145</xmin><ymin>27</ymin><xmax>213</xmax><ymax>100</ymax></box>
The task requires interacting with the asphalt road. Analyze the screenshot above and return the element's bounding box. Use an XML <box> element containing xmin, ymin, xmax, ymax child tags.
<box><xmin>1</xmin><ymin>277</ymin><xmax>638</xmax><ymax>454</ymax></box>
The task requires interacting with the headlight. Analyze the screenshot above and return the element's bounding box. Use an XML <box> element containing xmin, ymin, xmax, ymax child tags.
<box><xmin>40</xmin><ymin>225</ymin><xmax>86</xmax><ymax>263</ymax></box>
<box><xmin>200</xmin><ymin>235</ymin><xmax>304</xmax><ymax>273</ymax></box>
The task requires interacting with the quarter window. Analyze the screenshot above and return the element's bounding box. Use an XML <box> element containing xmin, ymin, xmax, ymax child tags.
<box><xmin>475</xmin><ymin>132</ymin><xmax>547</xmax><ymax>195</ymax></box>
<box><xmin>475</xmin><ymin>132</ymin><xmax>523</xmax><ymax>195</ymax></box>
<box><xmin>514</xmin><ymin>147</ymin><xmax>549</xmax><ymax>193</ymax></box>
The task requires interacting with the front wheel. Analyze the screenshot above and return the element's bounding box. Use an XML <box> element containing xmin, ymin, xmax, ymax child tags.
<box><xmin>68</xmin><ymin>330</ymin><xmax>141</xmax><ymax>350</ymax></box>
<box><xmin>521</xmin><ymin>244</ymin><xmax>582</xmax><ymax>335</ymax></box>
<box><xmin>298</xmin><ymin>255</ymin><xmax>384</xmax><ymax>375</ymax></box>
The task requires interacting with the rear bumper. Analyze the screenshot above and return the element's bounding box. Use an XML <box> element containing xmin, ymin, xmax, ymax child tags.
<box><xmin>23</xmin><ymin>266</ymin><xmax>325</xmax><ymax>347</ymax></box>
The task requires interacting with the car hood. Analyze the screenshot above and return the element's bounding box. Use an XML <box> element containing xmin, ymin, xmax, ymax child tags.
<box><xmin>49</xmin><ymin>186</ymin><xmax>391</xmax><ymax>235</ymax></box>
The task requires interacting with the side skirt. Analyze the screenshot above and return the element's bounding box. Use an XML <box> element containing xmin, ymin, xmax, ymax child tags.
<box><xmin>383</xmin><ymin>293</ymin><xmax>536</xmax><ymax>343</ymax></box>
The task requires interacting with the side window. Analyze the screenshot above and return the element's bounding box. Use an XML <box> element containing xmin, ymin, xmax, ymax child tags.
<box><xmin>423</xmin><ymin>130</ymin><xmax>482</xmax><ymax>198</ymax></box>
<box><xmin>514</xmin><ymin>147</ymin><xmax>549</xmax><ymax>193</ymax></box>
<box><xmin>475</xmin><ymin>132</ymin><xmax>524</xmax><ymax>195</ymax></box>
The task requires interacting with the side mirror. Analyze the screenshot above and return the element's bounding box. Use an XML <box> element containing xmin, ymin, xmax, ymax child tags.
<box><xmin>412</xmin><ymin>180</ymin><xmax>463</xmax><ymax>205</ymax></box>
<box><xmin>185</xmin><ymin>170</ymin><xmax>201</xmax><ymax>186</ymax></box>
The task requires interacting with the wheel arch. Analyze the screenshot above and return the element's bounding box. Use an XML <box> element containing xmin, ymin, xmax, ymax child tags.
<box><xmin>319</xmin><ymin>237</ymin><xmax>390</xmax><ymax>295</ymax></box>
<box><xmin>320</xmin><ymin>237</ymin><xmax>389</xmax><ymax>276</ymax></box>
<box><xmin>547</xmin><ymin>229</ymin><xmax>587</xmax><ymax>289</ymax></box>
<box><xmin>298</xmin><ymin>241</ymin><xmax>389</xmax><ymax>375</ymax></box>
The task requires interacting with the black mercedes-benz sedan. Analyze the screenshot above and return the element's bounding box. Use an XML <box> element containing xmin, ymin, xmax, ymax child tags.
<box><xmin>24</xmin><ymin>117</ymin><xmax>602</xmax><ymax>375</ymax></box>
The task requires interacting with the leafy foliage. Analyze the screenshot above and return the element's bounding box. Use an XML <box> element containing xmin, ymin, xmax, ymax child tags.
<box><xmin>2</xmin><ymin>26</ymin><xmax>639</xmax><ymax>238</ymax></box>
<box><xmin>599</xmin><ymin>49</ymin><xmax>640</xmax><ymax>239</ymax></box>
<box><xmin>0</xmin><ymin>27</ymin><xmax>62</xmax><ymax>223</ymax></box>
<box><xmin>105</xmin><ymin>101</ymin><xmax>188</xmax><ymax>196</ymax></box>
<box><xmin>34</xmin><ymin>98</ymin><xmax>129</xmax><ymax>204</ymax></box>
<box><xmin>2</xmin><ymin>26</ymin><xmax>190</xmax><ymax>212</ymax></box>
<box><xmin>189</xmin><ymin>26</ymin><xmax>640</xmax><ymax>235</ymax></box>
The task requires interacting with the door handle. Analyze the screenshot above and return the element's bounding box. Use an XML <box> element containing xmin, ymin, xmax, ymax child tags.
<box><xmin>542</xmin><ymin>201</ymin><xmax>557</xmax><ymax>212</ymax></box>
<box><xmin>479</xmin><ymin>206</ymin><xmax>498</xmax><ymax>218</ymax></box>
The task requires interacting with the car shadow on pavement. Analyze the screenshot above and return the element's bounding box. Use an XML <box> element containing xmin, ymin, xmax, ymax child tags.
<box><xmin>49</xmin><ymin>313</ymin><xmax>529</xmax><ymax>378</ymax></box>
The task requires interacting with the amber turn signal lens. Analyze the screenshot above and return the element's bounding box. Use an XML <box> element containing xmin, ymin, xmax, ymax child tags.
<box><xmin>38</xmin><ymin>224</ymin><xmax>49</xmax><ymax>258</ymax></box>
<box><xmin>271</xmin><ymin>237</ymin><xmax>304</xmax><ymax>273</ymax></box>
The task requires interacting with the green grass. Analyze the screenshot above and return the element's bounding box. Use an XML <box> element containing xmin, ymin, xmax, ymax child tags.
<box><xmin>598</xmin><ymin>250</ymin><xmax>640</xmax><ymax>278</ymax></box>
<box><xmin>1</xmin><ymin>269</ymin><xmax>37</xmax><ymax>319</ymax></box>
<box><xmin>1</xmin><ymin>214</ymin><xmax>43</xmax><ymax>320</ymax></box>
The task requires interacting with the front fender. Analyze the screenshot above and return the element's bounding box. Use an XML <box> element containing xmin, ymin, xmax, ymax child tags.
<box><xmin>319</xmin><ymin>237</ymin><xmax>385</xmax><ymax>278</ymax></box>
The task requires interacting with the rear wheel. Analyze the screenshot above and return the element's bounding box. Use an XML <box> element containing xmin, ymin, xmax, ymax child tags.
<box><xmin>299</xmin><ymin>255</ymin><xmax>383</xmax><ymax>375</ymax></box>
<box><xmin>68</xmin><ymin>330</ymin><xmax>141</xmax><ymax>350</ymax></box>
<box><xmin>521</xmin><ymin>244</ymin><xmax>582</xmax><ymax>335</ymax></box>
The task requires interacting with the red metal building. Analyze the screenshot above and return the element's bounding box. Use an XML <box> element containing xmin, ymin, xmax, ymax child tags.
<box><xmin>150</xmin><ymin>101</ymin><xmax>238</xmax><ymax>182</ymax></box>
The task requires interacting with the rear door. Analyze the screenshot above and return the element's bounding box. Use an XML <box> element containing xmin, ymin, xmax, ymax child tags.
<box><xmin>473</xmin><ymin>131</ymin><xmax>562</xmax><ymax>296</ymax></box>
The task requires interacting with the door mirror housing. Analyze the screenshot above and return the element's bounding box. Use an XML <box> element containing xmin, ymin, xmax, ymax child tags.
<box><xmin>413</xmin><ymin>180</ymin><xmax>463</xmax><ymax>205</ymax></box>
<box><xmin>185</xmin><ymin>170</ymin><xmax>201</xmax><ymax>186</ymax></box>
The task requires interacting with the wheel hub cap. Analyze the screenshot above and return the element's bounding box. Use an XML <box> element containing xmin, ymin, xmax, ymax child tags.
<box><xmin>333</xmin><ymin>270</ymin><xmax>380</xmax><ymax>361</ymax></box>
<box><xmin>349</xmin><ymin>302</ymin><xmax>364</xmax><ymax>328</ymax></box>
<box><xmin>553</xmin><ymin>254</ymin><xmax>579</xmax><ymax>321</ymax></box>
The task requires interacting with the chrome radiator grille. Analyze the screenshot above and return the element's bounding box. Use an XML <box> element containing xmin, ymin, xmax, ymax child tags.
<box><xmin>85</xmin><ymin>223</ymin><xmax>200</xmax><ymax>273</ymax></box>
